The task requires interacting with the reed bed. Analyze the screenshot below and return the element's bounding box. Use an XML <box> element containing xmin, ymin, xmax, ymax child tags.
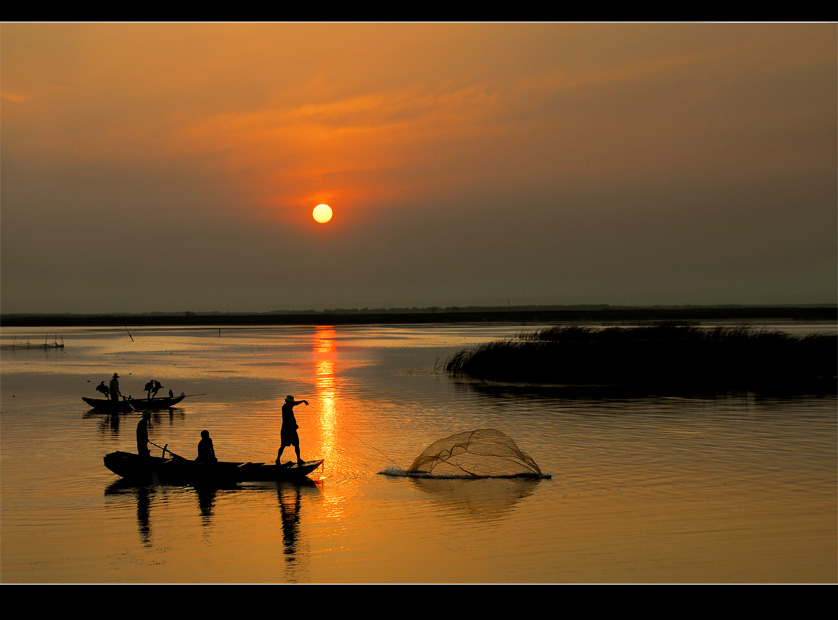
<box><xmin>443</xmin><ymin>325</ymin><xmax>837</xmax><ymax>393</ymax></box>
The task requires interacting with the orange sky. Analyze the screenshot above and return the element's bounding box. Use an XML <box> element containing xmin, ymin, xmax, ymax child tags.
<box><xmin>2</xmin><ymin>23</ymin><xmax>835</xmax><ymax>313</ymax></box>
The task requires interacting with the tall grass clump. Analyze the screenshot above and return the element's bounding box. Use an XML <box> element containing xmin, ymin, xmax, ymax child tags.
<box><xmin>444</xmin><ymin>325</ymin><xmax>837</xmax><ymax>394</ymax></box>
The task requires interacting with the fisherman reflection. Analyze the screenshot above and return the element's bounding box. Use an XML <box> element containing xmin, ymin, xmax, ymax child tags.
<box><xmin>197</xmin><ymin>430</ymin><xmax>217</xmax><ymax>463</ymax></box>
<box><xmin>136</xmin><ymin>487</ymin><xmax>153</xmax><ymax>547</ymax></box>
<box><xmin>279</xmin><ymin>487</ymin><xmax>302</xmax><ymax>561</ymax></box>
<box><xmin>276</xmin><ymin>395</ymin><xmax>308</xmax><ymax>465</ymax></box>
<box><xmin>196</xmin><ymin>486</ymin><xmax>219</xmax><ymax>520</ymax></box>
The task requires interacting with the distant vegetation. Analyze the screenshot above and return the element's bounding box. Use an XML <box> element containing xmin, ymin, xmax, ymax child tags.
<box><xmin>444</xmin><ymin>325</ymin><xmax>837</xmax><ymax>394</ymax></box>
<box><xmin>2</xmin><ymin>304</ymin><xmax>835</xmax><ymax>327</ymax></box>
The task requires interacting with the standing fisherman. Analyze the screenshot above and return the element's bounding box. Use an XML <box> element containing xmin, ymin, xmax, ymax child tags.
<box><xmin>109</xmin><ymin>373</ymin><xmax>122</xmax><ymax>402</ymax></box>
<box><xmin>276</xmin><ymin>395</ymin><xmax>309</xmax><ymax>466</ymax></box>
<box><xmin>137</xmin><ymin>411</ymin><xmax>151</xmax><ymax>460</ymax></box>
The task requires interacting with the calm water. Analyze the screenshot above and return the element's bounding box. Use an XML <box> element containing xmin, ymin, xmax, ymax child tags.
<box><xmin>1</xmin><ymin>322</ymin><xmax>835</xmax><ymax>583</ymax></box>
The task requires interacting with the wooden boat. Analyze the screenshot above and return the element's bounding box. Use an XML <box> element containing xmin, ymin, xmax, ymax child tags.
<box><xmin>82</xmin><ymin>392</ymin><xmax>186</xmax><ymax>413</ymax></box>
<box><xmin>103</xmin><ymin>450</ymin><xmax>324</xmax><ymax>485</ymax></box>
<box><xmin>82</xmin><ymin>398</ymin><xmax>133</xmax><ymax>413</ymax></box>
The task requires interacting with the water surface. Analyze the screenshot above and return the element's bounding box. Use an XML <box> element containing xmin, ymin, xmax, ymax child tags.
<box><xmin>1</xmin><ymin>323</ymin><xmax>835</xmax><ymax>583</ymax></box>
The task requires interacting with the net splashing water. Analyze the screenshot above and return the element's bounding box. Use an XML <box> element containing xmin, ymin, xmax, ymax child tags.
<box><xmin>402</xmin><ymin>429</ymin><xmax>548</xmax><ymax>479</ymax></box>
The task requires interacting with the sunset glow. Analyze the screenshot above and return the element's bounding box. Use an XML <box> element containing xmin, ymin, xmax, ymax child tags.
<box><xmin>1</xmin><ymin>23</ymin><xmax>835</xmax><ymax>314</ymax></box>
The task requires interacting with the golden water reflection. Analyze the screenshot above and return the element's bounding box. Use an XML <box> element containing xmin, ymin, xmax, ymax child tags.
<box><xmin>313</xmin><ymin>326</ymin><xmax>338</xmax><ymax>471</ymax></box>
<box><xmin>5</xmin><ymin>324</ymin><xmax>834</xmax><ymax>583</ymax></box>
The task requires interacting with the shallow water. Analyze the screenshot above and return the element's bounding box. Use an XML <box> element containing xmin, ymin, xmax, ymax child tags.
<box><xmin>1</xmin><ymin>323</ymin><xmax>835</xmax><ymax>583</ymax></box>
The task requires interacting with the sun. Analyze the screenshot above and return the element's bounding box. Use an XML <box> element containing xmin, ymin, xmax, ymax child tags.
<box><xmin>313</xmin><ymin>203</ymin><xmax>333</xmax><ymax>224</ymax></box>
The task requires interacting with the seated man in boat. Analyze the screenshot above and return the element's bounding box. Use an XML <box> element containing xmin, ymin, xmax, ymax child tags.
<box><xmin>276</xmin><ymin>395</ymin><xmax>309</xmax><ymax>466</ymax></box>
<box><xmin>196</xmin><ymin>430</ymin><xmax>217</xmax><ymax>463</ymax></box>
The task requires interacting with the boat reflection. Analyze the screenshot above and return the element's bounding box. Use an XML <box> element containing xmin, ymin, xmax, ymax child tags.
<box><xmin>104</xmin><ymin>478</ymin><xmax>323</xmax><ymax>570</ymax></box>
<box><xmin>85</xmin><ymin>409</ymin><xmax>186</xmax><ymax>441</ymax></box>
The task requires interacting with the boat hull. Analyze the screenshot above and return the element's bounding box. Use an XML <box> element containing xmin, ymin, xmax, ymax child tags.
<box><xmin>103</xmin><ymin>451</ymin><xmax>324</xmax><ymax>485</ymax></box>
<box><xmin>83</xmin><ymin>393</ymin><xmax>186</xmax><ymax>412</ymax></box>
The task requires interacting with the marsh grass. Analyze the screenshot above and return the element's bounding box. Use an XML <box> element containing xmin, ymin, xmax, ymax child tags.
<box><xmin>444</xmin><ymin>325</ymin><xmax>837</xmax><ymax>394</ymax></box>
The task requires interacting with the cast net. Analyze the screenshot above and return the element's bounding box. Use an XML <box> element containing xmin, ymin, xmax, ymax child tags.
<box><xmin>405</xmin><ymin>428</ymin><xmax>544</xmax><ymax>478</ymax></box>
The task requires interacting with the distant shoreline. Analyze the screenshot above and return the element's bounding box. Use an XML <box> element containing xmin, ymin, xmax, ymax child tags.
<box><xmin>2</xmin><ymin>304</ymin><xmax>835</xmax><ymax>327</ymax></box>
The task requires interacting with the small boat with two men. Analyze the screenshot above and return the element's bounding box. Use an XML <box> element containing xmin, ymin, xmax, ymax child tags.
<box><xmin>103</xmin><ymin>450</ymin><xmax>324</xmax><ymax>485</ymax></box>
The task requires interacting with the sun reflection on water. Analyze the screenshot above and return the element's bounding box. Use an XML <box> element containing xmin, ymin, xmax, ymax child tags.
<box><xmin>313</xmin><ymin>326</ymin><xmax>338</xmax><ymax>473</ymax></box>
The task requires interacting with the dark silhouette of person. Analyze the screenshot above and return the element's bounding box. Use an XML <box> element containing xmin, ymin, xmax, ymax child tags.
<box><xmin>96</xmin><ymin>381</ymin><xmax>109</xmax><ymax>398</ymax></box>
<box><xmin>197</xmin><ymin>430</ymin><xmax>217</xmax><ymax>463</ymax></box>
<box><xmin>109</xmin><ymin>373</ymin><xmax>122</xmax><ymax>402</ymax></box>
<box><xmin>144</xmin><ymin>380</ymin><xmax>155</xmax><ymax>399</ymax></box>
<box><xmin>151</xmin><ymin>380</ymin><xmax>164</xmax><ymax>399</ymax></box>
<box><xmin>276</xmin><ymin>395</ymin><xmax>308</xmax><ymax>465</ymax></box>
<box><xmin>137</xmin><ymin>410</ymin><xmax>151</xmax><ymax>460</ymax></box>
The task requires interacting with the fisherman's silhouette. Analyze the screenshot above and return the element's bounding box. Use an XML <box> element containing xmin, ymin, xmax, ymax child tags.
<box><xmin>137</xmin><ymin>410</ymin><xmax>151</xmax><ymax>461</ymax></box>
<box><xmin>276</xmin><ymin>395</ymin><xmax>308</xmax><ymax>466</ymax></box>
<box><xmin>144</xmin><ymin>380</ymin><xmax>155</xmax><ymax>399</ymax></box>
<box><xmin>109</xmin><ymin>373</ymin><xmax>122</xmax><ymax>402</ymax></box>
<box><xmin>197</xmin><ymin>430</ymin><xmax>217</xmax><ymax>463</ymax></box>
